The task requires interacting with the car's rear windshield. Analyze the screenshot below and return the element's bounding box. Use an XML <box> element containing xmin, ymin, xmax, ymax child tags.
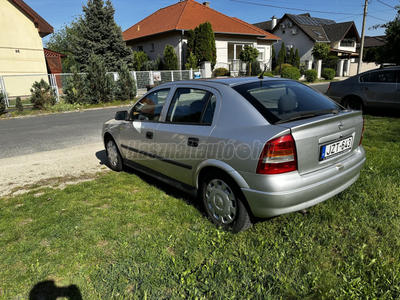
<box><xmin>232</xmin><ymin>80</ymin><xmax>341</xmax><ymax>124</ymax></box>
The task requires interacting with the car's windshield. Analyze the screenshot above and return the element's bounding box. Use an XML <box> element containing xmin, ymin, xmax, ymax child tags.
<box><xmin>232</xmin><ymin>81</ymin><xmax>341</xmax><ymax>124</ymax></box>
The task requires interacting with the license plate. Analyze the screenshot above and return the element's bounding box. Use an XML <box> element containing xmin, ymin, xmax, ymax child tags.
<box><xmin>320</xmin><ymin>136</ymin><xmax>353</xmax><ymax>161</ymax></box>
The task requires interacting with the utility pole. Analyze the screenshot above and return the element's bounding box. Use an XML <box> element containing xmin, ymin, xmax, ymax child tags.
<box><xmin>357</xmin><ymin>0</ymin><xmax>368</xmax><ymax>74</ymax></box>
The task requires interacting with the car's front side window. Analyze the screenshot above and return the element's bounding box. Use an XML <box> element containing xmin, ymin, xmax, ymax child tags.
<box><xmin>132</xmin><ymin>89</ymin><xmax>170</xmax><ymax>121</ymax></box>
<box><xmin>166</xmin><ymin>88</ymin><xmax>215</xmax><ymax>124</ymax></box>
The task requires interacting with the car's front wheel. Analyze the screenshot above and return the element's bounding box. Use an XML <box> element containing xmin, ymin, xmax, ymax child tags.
<box><xmin>201</xmin><ymin>171</ymin><xmax>252</xmax><ymax>233</ymax></box>
<box><xmin>105</xmin><ymin>138</ymin><xmax>123</xmax><ymax>171</ymax></box>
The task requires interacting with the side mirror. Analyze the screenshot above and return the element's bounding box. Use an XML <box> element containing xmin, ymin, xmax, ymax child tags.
<box><xmin>115</xmin><ymin>110</ymin><xmax>128</xmax><ymax>120</ymax></box>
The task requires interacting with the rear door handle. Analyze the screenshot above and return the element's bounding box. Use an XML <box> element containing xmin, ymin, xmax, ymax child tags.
<box><xmin>362</xmin><ymin>87</ymin><xmax>369</xmax><ymax>91</ymax></box>
<box><xmin>146</xmin><ymin>131</ymin><xmax>153</xmax><ymax>139</ymax></box>
<box><xmin>188</xmin><ymin>137</ymin><xmax>199</xmax><ymax>147</ymax></box>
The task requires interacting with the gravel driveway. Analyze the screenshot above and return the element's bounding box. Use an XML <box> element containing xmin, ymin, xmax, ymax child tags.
<box><xmin>0</xmin><ymin>142</ymin><xmax>109</xmax><ymax>197</ymax></box>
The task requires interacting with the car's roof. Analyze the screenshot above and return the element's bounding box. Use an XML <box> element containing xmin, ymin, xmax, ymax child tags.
<box><xmin>159</xmin><ymin>76</ymin><xmax>290</xmax><ymax>88</ymax></box>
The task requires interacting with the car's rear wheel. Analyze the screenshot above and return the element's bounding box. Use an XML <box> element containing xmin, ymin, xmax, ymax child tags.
<box><xmin>105</xmin><ymin>138</ymin><xmax>123</xmax><ymax>171</ymax></box>
<box><xmin>345</xmin><ymin>97</ymin><xmax>363</xmax><ymax>111</ymax></box>
<box><xmin>201</xmin><ymin>171</ymin><xmax>252</xmax><ymax>233</ymax></box>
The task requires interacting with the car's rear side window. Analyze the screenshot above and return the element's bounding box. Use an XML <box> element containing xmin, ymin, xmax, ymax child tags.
<box><xmin>166</xmin><ymin>88</ymin><xmax>215</xmax><ymax>124</ymax></box>
<box><xmin>233</xmin><ymin>81</ymin><xmax>340</xmax><ymax>124</ymax></box>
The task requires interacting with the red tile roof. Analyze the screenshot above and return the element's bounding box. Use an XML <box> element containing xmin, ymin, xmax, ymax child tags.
<box><xmin>123</xmin><ymin>0</ymin><xmax>279</xmax><ymax>41</ymax></box>
<box><xmin>11</xmin><ymin>0</ymin><xmax>53</xmax><ymax>36</ymax></box>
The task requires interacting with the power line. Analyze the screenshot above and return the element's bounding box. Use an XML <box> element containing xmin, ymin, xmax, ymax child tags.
<box><xmin>376</xmin><ymin>0</ymin><xmax>397</xmax><ymax>9</ymax></box>
<box><xmin>229</xmin><ymin>0</ymin><xmax>358</xmax><ymax>15</ymax></box>
<box><xmin>368</xmin><ymin>14</ymin><xmax>390</xmax><ymax>22</ymax></box>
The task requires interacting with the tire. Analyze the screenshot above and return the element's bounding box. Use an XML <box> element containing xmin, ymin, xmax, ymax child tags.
<box><xmin>105</xmin><ymin>138</ymin><xmax>123</xmax><ymax>171</ymax></box>
<box><xmin>201</xmin><ymin>171</ymin><xmax>252</xmax><ymax>233</ymax></box>
<box><xmin>345</xmin><ymin>97</ymin><xmax>363</xmax><ymax>111</ymax></box>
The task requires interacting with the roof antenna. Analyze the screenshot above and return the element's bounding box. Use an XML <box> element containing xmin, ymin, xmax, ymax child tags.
<box><xmin>259</xmin><ymin>63</ymin><xmax>267</xmax><ymax>79</ymax></box>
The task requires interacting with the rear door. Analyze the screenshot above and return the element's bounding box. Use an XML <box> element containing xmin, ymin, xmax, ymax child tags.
<box><xmin>361</xmin><ymin>69</ymin><xmax>397</xmax><ymax>109</ymax></box>
<box><xmin>153</xmin><ymin>86</ymin><xmax>219</xmax><ymax>186</ymax></box>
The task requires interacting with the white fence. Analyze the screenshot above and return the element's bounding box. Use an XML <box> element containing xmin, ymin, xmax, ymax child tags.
<box><xmin>0</xmin><ymin>70</ymin><xmax>196</xmax><ymax>108</ymax></box>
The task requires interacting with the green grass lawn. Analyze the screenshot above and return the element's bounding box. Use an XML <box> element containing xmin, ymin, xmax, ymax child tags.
<box><xmin>1</xmin><ymin>115</ymin><xmax>400</xmax><ymax>299</ymax></box>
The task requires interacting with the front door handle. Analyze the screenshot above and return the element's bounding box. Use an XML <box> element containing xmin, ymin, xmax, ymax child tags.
<box><xmin>188</xmin><ymin>137</ymin><xmax>199</xmax><ymax>147</ymax></box>
<box><xmin>362</xmin><ymin>87</ymin><xmax>369</xmax><ymax>91</ymax></box>
<box><xmin>146</xmin><ymin>131</ymin><xmax>153</xmax><ymax>139</ymax></box>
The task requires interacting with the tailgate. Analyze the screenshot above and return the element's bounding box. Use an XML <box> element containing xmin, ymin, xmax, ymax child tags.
<box><xmin>280</xmin><ymin>111</ymin><xmax>363</xmax><ymax>175</ymax></box>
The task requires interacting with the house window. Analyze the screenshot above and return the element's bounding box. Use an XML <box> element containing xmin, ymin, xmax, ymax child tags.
<box><xmin>257</xmin><ymin>47</ymin><xmax>265</xmax><ymax>61</ymax></box>
<box><xmin>137</xmin><ymin>45</ymin><xmax>143</xmax><ymax>52</ymax></box>
<box><xmin>340</xmin><ymin>39</ymin><xmax>354</xmax><ymax>47</ymax></box>
<box><xmin>150</xmin><ymin>43</ymin><xmax>155</xmax><ymax>52</ymax></box>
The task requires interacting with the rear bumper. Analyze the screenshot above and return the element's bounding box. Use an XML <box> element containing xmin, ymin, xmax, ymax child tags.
<box><xmin>240</xmin><ymin>146</ymin><xmax>365</xmax><ymax>218</ymax></box>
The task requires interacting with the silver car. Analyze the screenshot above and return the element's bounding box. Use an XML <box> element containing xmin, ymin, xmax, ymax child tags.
<box><xmin>327</xmin><ymin>66</ymin><xmax>400</xmax><ymax>111</ymax></box>
<box><xmin>103</xmin><ymin>77</ymin><xmax>366</xmax><ymax>232</ymax></box>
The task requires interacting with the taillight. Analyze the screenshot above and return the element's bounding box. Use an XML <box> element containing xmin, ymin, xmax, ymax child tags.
<box><xmin>359</xmin><ymin>118</ymin><xmax>364</xmax><ymax>146</ymax></box>
<box><xmin>257</xmin><ymin>134</ymin><xmax>297</xmax><ymax>174</ymax></box>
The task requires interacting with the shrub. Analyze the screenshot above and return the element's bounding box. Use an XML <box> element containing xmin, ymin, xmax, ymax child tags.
<box><xmin>85</xmin><ymin>55</ymin><xmax>115</xmax><ymax>104</ymax></box>
<box><xmin>250</xmin><ymin>60</ymin><xmax>262</xmax><ymax>76</ymax></box>
<box><xmin>163</xmin><ymin>44</ymin><xmax>178</xmax><ymax>70</ymax></box>
<box><xmin>116</xmin><ymin>63</ymin><xmax>137</xmax><ymax>101</ymax></box>
<box><xmin>30</xmin><ymin>79</ymin><xmax>56</xmax><ymax>109</ymax></box>
<box><xmin>322</xmin><ymin>68</ymin><xmax>336</xmax><ymax>80</ymax></box>
<box><xmin>185</xmin><ymin>52</ymin><xmax>198</xmax><ymax>70</ymax></box>
<box><xmin>305</xmin><ymin>69</ymin><xmax>318</xmax><ymax>82</ymax></box>
<box><xmin>16</xmin><ymin>97</ymin><xmax>23</xmax><ymax>112</ymax></box>
<box><xmin>261</xmin><ymin>72</ymin><xmax>274</xmax><ymax>77</ymax></box>
<box><xmin>281</xmin><ymin>67</ymin><xmax>301</xmax><ymax>80</ymax></box>
<box><xmin>63</xmin><ymin>66</ymin><xmax>88</xmax><ymax>104</ymax></box>
<box><xmin>324</xmin><ymin>56</ymin><xmax>338</xmax><ymax>69</ymax></box>
<box><xmin>274</xmin><ymin>63</ymin><xmax>292</xmax><ymax>75</ymax></box>
<box><xmin>0</xmin><ymin>92</ymin><xmax>6</xmax><ymax>113</ymax></box>
<box><xmin>213</xmin><ymin>68</ymin><xmax>230</xmax><ymax>77</ymax></box>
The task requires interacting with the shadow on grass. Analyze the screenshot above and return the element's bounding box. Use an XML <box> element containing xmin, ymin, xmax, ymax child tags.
<box><xmin>364</xmin><ymin>108</ymin><xmax>400</xmax><ymax>118</ymax></box>
<box><xmin>29</xmin><ymin>280</ymin><xmax>82</xmax><ymax>300</ymax></box>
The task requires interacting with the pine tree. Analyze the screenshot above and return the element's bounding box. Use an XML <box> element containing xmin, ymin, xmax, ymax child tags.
<box><xmin>277</xmin><ymin>42</ymin><xmax>286</xmax><ymax>67</ymax></box>
<box><xmin>271</xmin><ymin>45</ymin><xmax>276</xmax><ymax>70</ymax></box>
<box><xmin>194</xmin><ymin>21</ymin><xmax>216</xmax><ymax>69</ymax></box>
<box><xmin>293</xmin><ymin>48</ymin><xmax>300</xmax><ymax>69</ymax></box>
<box><xmin>0</xmin><ymin>92</ymin><xmax>6</xmax><ymax>113</ymax></box>
<box><xmin>288</xmin><ymin>47</ymin><xmax>294</xmax><ymax>65</ymax></box>
<box><xmin>85</xmin><ymin>54</ymin><xmax>115</xmax><ymax>103</ymax></box>
<box><xmin>75</xmin><ymin>0</ymin><xmax>132</xmax><ymax>71</ymax></box>
<box><xmin>163</xmin><ymin>45</ymin><xmax>178</xmax><ymax>70</ymax></box>
<box><xmin>116</xmin><ymin>63</ymin><xmax>136</xmax><ymax>100</ymax></box>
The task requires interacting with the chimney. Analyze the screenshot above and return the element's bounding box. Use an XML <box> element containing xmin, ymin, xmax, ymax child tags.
<box><xmin>203</xmin><ymin>2</ymin><xmax>210</xmax><ymax>7</ymax></box>
<box><xmin>271</xmin><ymin>16</ymin><xmax>277</xmax><ymax>31</ymax></box>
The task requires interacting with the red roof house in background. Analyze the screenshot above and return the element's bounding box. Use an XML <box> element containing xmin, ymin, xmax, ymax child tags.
<box><xmin>123</xmin><ymin>0</ymin><xmax>280</xmax><ymax>73</ymax></box>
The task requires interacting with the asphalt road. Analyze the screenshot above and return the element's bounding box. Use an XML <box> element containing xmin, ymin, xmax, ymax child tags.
<box><xmin>0</xmin><ymin>106</ymin><xmax>129</xmax><ymax>159</ymax></box>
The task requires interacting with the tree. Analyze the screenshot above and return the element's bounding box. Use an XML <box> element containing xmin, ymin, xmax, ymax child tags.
<box><xmin>312</xmin><ymin>43</ymin><xmax>330</xmax><ymax>60</ymax></box>
<box><xmin>85</xmin><ymin>54</ymin><xmax>115</xmax><ymax>103</ymax></box>
<box><xmin>115</xmin><ymin>63</ymin><xmax>137</xmax><ymax>100</ymax></box>
<box><xmin>162</xmin><ymin>45</ymin><xmax>178</xmax><ymax>70</ymax></box>
<box><xmin>375</xmin><ymin>6</ymin><xmax>400</xmax><ymax>65</ymax></box>
<box><xmin>185</xmin><ymin>52</ymin><xmax>198</xmax><ymax>70</ymax></box>
<box><xmin>45</xmin><ymin>19</ymin><xmax>82</xmax><ymax>72</ymax></box>
<box><xmin>63</xmin><ymin>65</ymin><xmax>88</xmax><ymax>104</ymax></box>
<box><xmin>271</xmin><ymin>45</ymin><xmax>277</xmax><ymax>70</ymax></box>
<box><xmin>74</xmin><ymin>0</ymin><xmax>132</xmax><ymax>71</ymax></box>
<box><xmin>277</xmin><ymin>42</ymin><xmax>286</xmax><ymax>67</ymax></box>
<box><xmin>293</xmin><ymin>48</ymin><xmax>300</xmax><ymax>69</ymax></box>
<box><xmin>30</xmin><ymin>79</ymin><xmax>57</xmax><ymax>109</ymax></box>
<box><xmin>132</xmin><ymin>51</ymin><xmax>149</xmax><ymax>71</ymax></box>
<box><xmin>194</xmin><ymin>21</ymin><xmax>217</xmax><ymax>69</ymax></box>
<box><xmin>288</xmin><ymin>47</ymin><xmax>294</xmax><ymax>65</ymax></box>
<box><xmin>239</xmin><ymin>45</ymin><xmax>259</xmax><ymax>76</ymax></box>
<box><xmin>187</xmin><ymin>29</ymin><xmax>196</xmax><ymax>57</ymax></box>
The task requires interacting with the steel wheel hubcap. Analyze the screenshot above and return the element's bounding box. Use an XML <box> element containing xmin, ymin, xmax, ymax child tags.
<box><xmin>107</xmin><ymin>141</ymin><xmax>118</xmax><ymax>167</ymax></box>
<box><xmin>205</xmin><ymin>179</ymin><xmax>237</xmax><ymax>224</ymax></box>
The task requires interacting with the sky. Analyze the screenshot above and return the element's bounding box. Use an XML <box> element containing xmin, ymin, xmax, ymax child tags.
<box><xmin>23</xmin><ymin>0</ymin><xmax>399</xmax><ymax>44</ymax></box>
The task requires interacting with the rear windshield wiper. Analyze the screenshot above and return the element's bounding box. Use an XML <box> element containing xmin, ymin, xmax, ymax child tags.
<box><xmin>275</xmin><ymin>109</ymin><xmax>340</xmax><ymax>125</ymax></box>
